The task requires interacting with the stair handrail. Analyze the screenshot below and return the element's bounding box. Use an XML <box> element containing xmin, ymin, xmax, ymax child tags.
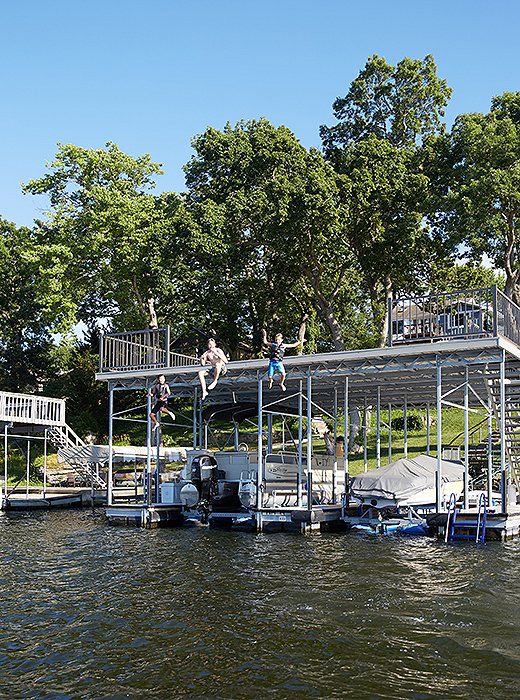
<box><xmin>445</xmin><ymin>492</ymin><xmax>458</xmax><ymax>543</ymax></box>
<box><xmin>475</xmin><ymin>492</ymin><xmax>487</xmax><ymax>544</ymax></box>
<box><xmin>446</xmin><ymin>416</ymin><xmax>494</xmax><ymax>449</ymax></box>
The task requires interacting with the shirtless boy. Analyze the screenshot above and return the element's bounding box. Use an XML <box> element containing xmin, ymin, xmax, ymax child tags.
<box><xmin>198</xmin><ymin>338</ymin><xmax>228</xmax><ymax>400</ymax></box>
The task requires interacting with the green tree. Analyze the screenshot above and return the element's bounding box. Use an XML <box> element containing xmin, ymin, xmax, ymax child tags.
<box><xmin>0</xmin><ymin>218</ymin><xmax>54</xmax><ymax>391</ymax></box>
<box><xmin>23</xmin><ymin>142</ymin><xmax>172</xmax><ymax>331</ymax></box>
<box><xmin>320</xmin><ymin>54</ymin><xmax>453</xmax><ymax>344</ymax></box>
<box><xmin>444</xmin><ymin>92</ymin><xmax>520</xmax><ymax>304</ymax></box>
<box><xmin>184</xmin><ymin>119</ymin><xmax>365</xmax><ymax>352</ymax></box>
<box><xmin>427</xmin><ymin>261</ymin><xmax>504</xmax><ymax>293</ymax></box>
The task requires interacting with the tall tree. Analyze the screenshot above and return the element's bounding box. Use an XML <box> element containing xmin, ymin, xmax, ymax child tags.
<box><xmin>443</xmin><ymin>92</ymin><xmax>520</xmax><ymax>304</ymax></box>
<box><xmin>320</xmin><ymin>54</ymin><xmax>453</xmax><ymax>344</ymax></box>
<box><xmin>0</xmin><ymin>219</ymin><xmax>54</xmax><ymax>390</ymax></box>
<box><xmin>184</xmin><ymin>119</ymin><xmax>365</xmax><ymax>352</ymax></box>
<box><xmin>23</xmin><ymin>142</ymin><xmax>171</xmax><ymax>331</ymax></box>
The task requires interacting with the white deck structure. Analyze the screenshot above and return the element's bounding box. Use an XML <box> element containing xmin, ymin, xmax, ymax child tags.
<box><xmin>0</xmin><ymin>391</ymin><xmax>107</xmax><ymax>504</ymax></box>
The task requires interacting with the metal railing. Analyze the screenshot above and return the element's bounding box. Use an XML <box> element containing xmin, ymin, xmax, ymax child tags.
<box><xmin>0</xmin><ymin>392</ymin><xmax>66</xmax><ymax>426</ymax></box>
<box><xmin>388</xmin><ymin>285</ymin><xmax>510</xmax><ymax>346</ymax></box>
<box><xmin>99</xmin><ymin>327</ymin><xmax>199</xmax><ymax>373</ymax></box>
<box><xmin>496</xmin><ymin>288</ymin><xmax>520</xmax><ymax>346</ymax></box>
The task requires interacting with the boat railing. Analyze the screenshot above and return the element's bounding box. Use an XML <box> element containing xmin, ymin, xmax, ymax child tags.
<box><xmin>99</xmin><ymin>327</ymin><xmax>199</xmax><ymax>373</ymax></box>
<box><xmin>0</xmin><ymin>391</ymin><xmax>66</xmax><ymax>427</ymax></box>
<box><xmin>262</xmin><ymin>452</ymin><xmax>343</xmax><ymax>507</ymax></box>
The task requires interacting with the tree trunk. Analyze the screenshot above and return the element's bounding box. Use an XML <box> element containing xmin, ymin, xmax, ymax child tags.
<box><xmin>146</xmin><ymin>296</ymin><xmax>158</xmax><ymax>329</ymax></box>
<box><xmin>296</xmin><ymin>315</ymin><xmax>308</xmax><ymax>355</ymax></box>
<box><xmin>305</xmin><ymin>277</ymin><xmax>345</xmax><ymax>350</ymax></box>
<box><xmin>378</xmin><ymin>275</ymin><xmax>393</xmax><ymax>348</ymax></box>
<box><xmin>503</xmin><ymin>218</ymin><xmax>520</xmax><ymax>306</ymax></box>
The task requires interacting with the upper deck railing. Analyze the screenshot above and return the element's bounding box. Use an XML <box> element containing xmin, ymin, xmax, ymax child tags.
<box><xmin>99</xmin><ymin>327</ymin><xmax>199</xmax><ymax>373</ymax></box>
<box><xmin>0</xmin><ymin>392</ymin><xmax>66</xmax><ymax>426</ymax></box>
<box><xmin>97</xmin><ymin>287</ymin><xmax>520</xmax><ymax>375</ymax></box>
<box><xmin>388</xmin><ymin>285</ymin><xmax>520</xmax><ymax>348</ymax></box>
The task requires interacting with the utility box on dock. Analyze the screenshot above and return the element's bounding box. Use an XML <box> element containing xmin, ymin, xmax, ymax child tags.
<box><xmin>160</xmin><ymin>481</ymin><xmax>183</xmax><ymax>505</ymax></box>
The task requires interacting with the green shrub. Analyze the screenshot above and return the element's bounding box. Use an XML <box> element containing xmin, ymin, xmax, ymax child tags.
<box><xmin>392</xmin><ymin>413</ymin><xmax>424</xmax><ymax>432</ymax></box>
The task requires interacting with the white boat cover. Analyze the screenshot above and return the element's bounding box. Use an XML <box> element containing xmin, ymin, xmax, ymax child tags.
<box><xmin>350</xmin><ymin>454</ymin><xmax>464</xmax><ymax>502</ymax></box>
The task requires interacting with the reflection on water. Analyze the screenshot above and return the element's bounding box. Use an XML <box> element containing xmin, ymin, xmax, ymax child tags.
<box><xmin>1</xmin><ymin>510</ymin><xmax>520</xmax><ymax>699</ymax></box>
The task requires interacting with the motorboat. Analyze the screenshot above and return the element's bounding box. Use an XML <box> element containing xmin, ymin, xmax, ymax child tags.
<box><xmin>159</xmin><ymin>449</ymin><xmax>344</xmax><ymax>519</ymax></box>
<box><xmin>349</xmin><ymin>454</ymin><xmax>464</xmax><ymax>510</ymax></box>
<box><xmin>345</xmin><ymin>454</ymin><xmax>464</xmax><ymax>535</ymax></box>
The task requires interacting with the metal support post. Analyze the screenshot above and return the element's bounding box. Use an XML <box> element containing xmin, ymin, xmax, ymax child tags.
<box><xmin>256</xmin><ymin>376</ymin><xmax>263</xmax><ymax>510</ymax></box>
<box><xmin>500</xmin><ymin>350</ymin><xmax>507</xmax><ymax>514</ymax></box>
<box><xmin>388</xmin><ymin>403</ymin><xmax>392</xmax><ymax>464</ymax></box>
<box><xmin>403</xmin><ymin>396</ymin><xmax>408</xmax><ymax>459</ymax></box>
<box><xmin>426</xmin><ymin>403</ymin><xmax>431</xmax><ymax>455</ymax></box>
<box><xmin>363</xmin><ymin>397</ymin><xmax>368</xmax><ymax>472</ymax></box>
<box><xmin>26</xmin><ymin>440</ymin><xmax>30</xmax><ymax>498</ymax></box>
<box><xmin>487</xmin><ymin>393</ymin><xmax>493</xmax><ymax>508</ymax></box>
<box><xmin>4</xmin><ymin>424</ymin><xmax>7</xmax><ymax>501</ymax></box>
<box><xmin>108</xmin><ymin>387</ymin><xmax>114</xmax><ymax>507</ymax></box>
<box><xmin>492</xmin><ymin>284</ymin><xmax>498</xmax><ymax>337</ymax></box>
<box><xmin>198</xmin><ymin>400</ymin><xmax>203</xmax><ymax>450</ymax></box>
<box><xmin>436</xmin><ymin>359</ymin><xmax>442</xmax><ymax>512</ymax></box>
<box><xmin>307</xmin><ymin>374</ymin><xmax>313</xmax><ymax>510</ymax></box>
<box><xmin>344</xmin><ymin>377</ymin><xmax>349</xmax><ymax>505</ymax></box>
<box><xmin>464</xmin><ymin>367</ymin><xmax>469</xmax><ymax>510</ymax></box>
<box><xmin>267</xmin><ymin>413</ymin><xmax>273</xmax><ymax>454</ymax></box>
<box><xmin>333</xmin><ymin>386</ymin><xmax>338</xmax><ymax>502</ymax></box>
<box><xmin>146</xmin><ymin>387</ymin><xmax>151</xmax><ymax>507</ymax></box>
<box><xmin>297</xmin><ymin>380</ymin><xmax>303</xmax><ymax>507</ymax></box>
<box><xmin>192</xmin><ymin>388</ymin><xmax>198</xmax><ymax>450</ymax></box>
<box><xmin>43</xmin><ymin>428</ymin><xmax>48</xmax><ymax>498</ymax></box>
<box><xmin>155</xmin><ymin>416</ymin><xmax>161</xmax><ymax>504</ymax></box>
<box><xmin>376</xmin><ymin>386</ymin><xmax>381</xmax><ymax>469</ymax></box>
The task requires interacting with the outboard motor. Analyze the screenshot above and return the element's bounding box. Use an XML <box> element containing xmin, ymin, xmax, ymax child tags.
<box><xmin>238</xmin><ymin>471</ymin><xmax>257</xmax><ymax>509</ymax></box>
<box><xmin>190</xmin><ymin>455</ymin><xmax>219</xmax><ymax>500</ymax></box>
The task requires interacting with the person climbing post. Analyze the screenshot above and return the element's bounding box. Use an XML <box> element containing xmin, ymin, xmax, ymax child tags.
<box><xmin>264</xmin><ymin>332</ymin><xmax>304</xmax><ymax>391</ymax></box>
<box><xmin>198</xmin><ymin>338</ymin><xmax>229</xmax><ymax>400</ymax></box>
<box><xmin>150</xmin><ymin>374</ymin><xmax>176</xmax><ymax>431</ymax></box>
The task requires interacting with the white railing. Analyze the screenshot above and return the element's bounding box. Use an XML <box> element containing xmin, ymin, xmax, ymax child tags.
<box><xmin>0</xmin><ymin>392</ymin><xmax>66</xmax><ymax>426</ymax></box>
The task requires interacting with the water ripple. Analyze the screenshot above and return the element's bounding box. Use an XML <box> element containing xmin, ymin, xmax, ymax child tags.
<box><xmin>1</xmin><ymin>511</ymin><xmax>520</xmax><ymax>698</ymax></box>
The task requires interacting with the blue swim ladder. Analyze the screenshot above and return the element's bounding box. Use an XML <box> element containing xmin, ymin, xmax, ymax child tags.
<box><xmin>446</xmin><ymin>492</ymin><xmax>487</xmax><ymax>544</ymax></box>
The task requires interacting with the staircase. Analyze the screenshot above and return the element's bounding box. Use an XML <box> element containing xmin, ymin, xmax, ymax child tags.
<box><xmin>47</xmin><ymin>424</ymin><xmax>107</xmax><ymax>489</ymax></box>
<box><xmin>486</xmin><ymin>368</ymin><xmax>520</xmax><ymax>492</ymax></box>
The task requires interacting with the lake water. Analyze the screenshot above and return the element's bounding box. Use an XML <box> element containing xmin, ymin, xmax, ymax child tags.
<box><xmin>1</xmin><ymin>509</ymin><xmax>520</xmax><ymax>699</ymax></box>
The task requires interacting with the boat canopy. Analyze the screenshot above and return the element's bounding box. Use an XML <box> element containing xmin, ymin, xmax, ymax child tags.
<box><xmin>57</xmin><ymin>444</ymin><xmax>187</xmax><ymax>465</ymax></box>
<box><xmin>350</xmin><ymin>454</ymin><xmax>464</xmax><ymax>502</ymax></box>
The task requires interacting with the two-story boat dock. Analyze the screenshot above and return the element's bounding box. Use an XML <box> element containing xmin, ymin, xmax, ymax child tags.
<box><xmin>96</xmin><ymin>287</ymin><xmax>520</xmax><ymax>540</ymax></box>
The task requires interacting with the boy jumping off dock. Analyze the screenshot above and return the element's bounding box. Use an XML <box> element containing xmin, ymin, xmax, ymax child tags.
<box><xmin>150</xmin><ymin>374</ymin><xmax>176</xmax><ymax>431</ymax></box>
<box><xmin>264</xmin><ymin>333</ymin><xmax>304</xmax><ymax>391</ymax></box>
<box><xmin>198</xmin><ymin>338</ymin><xmax>229</xmax><ymax>400</ymax></box>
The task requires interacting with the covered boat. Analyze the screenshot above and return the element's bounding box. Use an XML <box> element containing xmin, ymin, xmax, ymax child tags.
<box><xmin>350</xmin><ymin>454</ymin><xmax>464</xmax><ymax>510</ymax></box>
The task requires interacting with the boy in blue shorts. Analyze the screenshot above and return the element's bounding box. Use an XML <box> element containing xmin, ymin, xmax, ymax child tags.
<box><xmin>264</xmin><ymin>333</ymin><xmax>304</xmax><ymax>391</ymax></box>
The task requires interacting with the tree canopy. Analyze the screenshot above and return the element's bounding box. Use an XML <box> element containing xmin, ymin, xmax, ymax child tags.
<box><xmin>320</xmin><ymin>54</ymin><xmax>454</xmax><ymax>343</ymax></box>
<box><xmin>0</xmin><ymin>52</ymin><xmax>511</xmax><ymax>438</ymax></box>
<box><xmin>442</xmin><ymin>92</ymin><xmax>520</xmax><ymax>304</ymax></box>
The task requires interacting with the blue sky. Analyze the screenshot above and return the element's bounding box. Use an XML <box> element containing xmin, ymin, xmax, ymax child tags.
<box><xmin>1</xmin><ymin>0</ymin><xmax>519</xmax><ymax>227</ymax></box>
